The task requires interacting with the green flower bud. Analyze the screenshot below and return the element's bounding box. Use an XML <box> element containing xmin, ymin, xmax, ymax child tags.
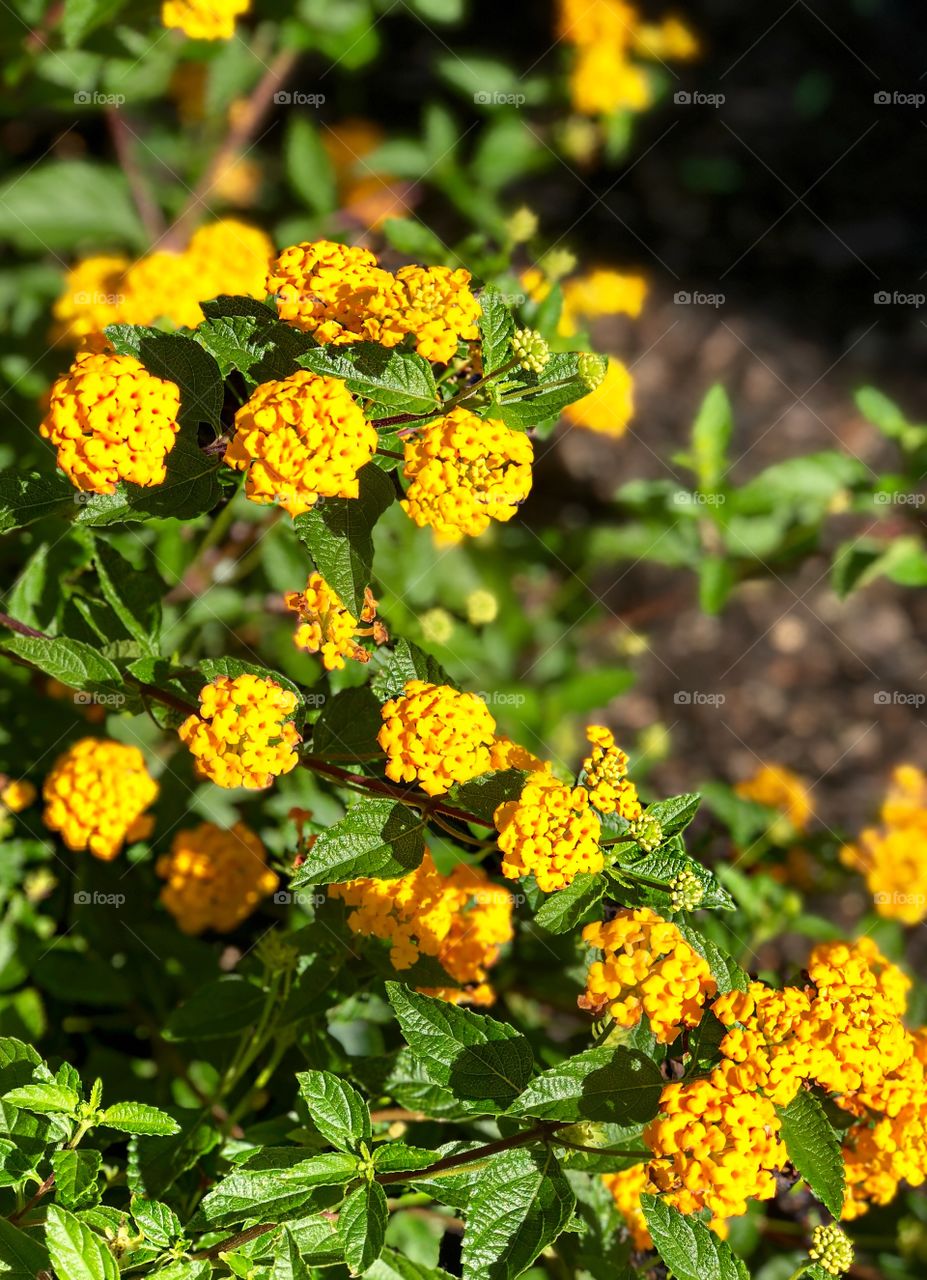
<box><xmin>506</xmin><ymin>206</ymin><xmax>539</xmax><ymax>244</ymax></box>
<box><xmin>577</xmin><ymin>352</ymin><xmax>608</xmax><ymax>390</ymax></box>
<box><xmin>809</xmin><ymin>1224</ymin><xmax>854</xmax><ymax>1277</ymax></box>
<box><xmin>512</xmin><ymin>328</ymin><xmax>550</xmax><ymax>375</ymax></box>
<box><xmin>669</xmin><ymin>867</ymin><xmax>704</xmax><ymax>912</ymax></box>
<box><xmin>628</xmin><ymin>813</ymin><xmax>663</xmax><ymax>854</ymax></box>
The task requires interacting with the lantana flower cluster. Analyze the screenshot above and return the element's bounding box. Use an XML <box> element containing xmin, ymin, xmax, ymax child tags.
<box><xmin>840</xmin><ymin>763</ymin><xmax>927</xmax><ymax>924</ymax></box>
<box><xmin>42</xmin><ymin>738</ymin><xmax>158</xmax><ymax>860</ymax></box>
<box><xmin>179</xmin><ymin>674</ymin><xmax>301</xmax><ymax>789</ymax></box>
<box><xmin>736</xmin><ymin>762</ymin><xmax>813</xmax><ymax>833</ymax></box>
<box><xmin>40</xmin><ymin>351</ymin><xmax>182</xmax><ymax>495</ymax></box>
<box><xmin>401</xmin><ymin>408</ymin><xmax>534</xmax><ymax>543</ymax></box>
<box><xmin>378</xmin><ymin>681</ymin><xmax>495</xmax><ymax>797</ymax></box>
<box><xmin>579</xmin><ymin>907</ymin><xmax>716</xmax><ymax>1042</ymax></box>
<box><xmin>267</xmin><ymin>240</ymin><xmax>480</xmax><ymax>362</ymax></box>
<box><xmin>156</xmin><ymin>821</ymin><xmax>278</xmax><ymax>934</ymax></box>
<box><xmin>329</xmin><ymin>850</ymin><xmax>513</xmax><ymax>1005</ymax></box>
<box><xmin>161</xmin><ymin>0</ymin><xmax>251</xmax><ymax>39</ymax></box>
<box><xmin>54</xmin><ymin>220</ymin><xmax>273</xmax><ymax>347</ymax></box>
<box><xmin>285</xmin><ymin>574</ymin><xmax>386</xmax><ymax>671</ymax></box>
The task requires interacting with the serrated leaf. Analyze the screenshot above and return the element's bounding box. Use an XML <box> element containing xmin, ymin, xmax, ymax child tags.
<box><xmin>93</xmin><ymin>543</ymin><xmax>162</xmax><ymax>653</ymax></box>
<box><xmin>365</xmin><ymin>1248</ymin><xmax>455</xmax><ymax>1280</ymax></box>
<box><xmin>0</xmin><ymin>1217</ymin><xmax>49</xmax><ymax>1278</ymax></box>
<box><xmin>311</xmin><ymin>686</ymin><xmax>383</xmax><ymax>761</ymax></box>
<box><xmin>461</xmin><ymin>1147</ymin><xmax>574</xmax><ymax>1280</ymax></box>
<box><xmin>644</xmin><ymin>792</ymin><xmax>701</xmax><ymax>837</ymax></box>
<box><xmin>615</xmin><ymin>835</ymin><xmax>733</xmax><ymax>911</ymax></box>
<box><xmin>507</xmin><ymin>1046</ymin><xmax>662</xmax><ymax>1125</ymax></box>
<box><xmin>676</xmin><ymin>924</ymin><xmax>749</xmax><ymax>994</ymax></box>
<box><xmin>72</xmin><ymin>436</ymin><xmax>225</xmax><ymax>526</ymax></box>
<box><xmin>197</xmin><ymin>1154</ymin><xmax>356</xmax><ymax>1227</ymax></box>
<box><xmin>292</xmin><ymin>799</ymin><xmax>427</xmax><ymax>887</ymax></box>
<box><xmin>340</xmin><ymin>1180</ymin><xmax>388</xmax><ymax>1274</ymax></box>
<box><xmin>478</xmin><ymin>286</ymin><xmax>515</xmax><ymax>375</ymax></box>
<box><xmin>45</xmin><ymin>1205</ymin><xmax>118</xmax><ymax>1280</ymax></box>
<box><xmin>640</xmin><ymin>1195</ymin><xmax>749</xmax><ymax>1280</ymax></box>
<box><xmin>298</xmin><ymin>344</ymin><xmax>439</xmax><ymax>414</ymax></box>
<box><xmin>777</xmin><ymin>1089</ymin><xmax>845</xmax><ymax>1217</ymax></box>
<box><xmin>296</xmin><ymin>1070</ymin><xmax>370</xmax><ymax>1153</ymax></box>
<box><xmin>370</xmin><ymin>1142</ymin><xmax>436</xmax><ymax>1173</ymax></box>
<box><xmin>445</xmin><ymin>768</ymin><xmax>528</xmax><ymax>824</ymax></box>
<box><xmin>495</xmin><ymin>354</ymin><xmax>588</xmax><ymax>430</ymax></box>
<box><xmin>130</xmin><ymin>1196</ymin><xmax>182</xmax><ymax>1248</ymax></box>
<box><xmin>99</xmin><ymin>1102</ymin><xmax>180</xmax><ymax>1136</ymax></box>
<box><xmin>535</xmin><ymin>874</ymin><xmax>606</xmax><ymax>934</ymax></box>
<box><xmin>105</xmin><ymin>328</ymin><xmax>223</xmax><ymax>431</ymax></box>
<box><xmin>164</xmin><ymin>978</ymin><xmax>267</xmax><ymax>1042</ymax></box>
<box><xmin>52</xmin><ymin>1149</ymin><xmax>102</xmax><ymax>1211</ymax></box>
<box><xmin>3</xmin><ymin>1082</ymin><xmax>79</xmax><ymax>1115</ymax></box>
<box><xmin>387</xmin><ymin>984</ymin><xmax>533</xmax><ymax>1107</ymax></box>
<box><xmin>0</xmin><ymin>631</ymin><xmax>122</xmax><ymax>696</ymax></box>
<box><xmin>371</xmin><ymin>639</ymin><xmax>455</xmax><ymax>701</ymax></box>
<box><xmin>294</xmin><ymin>462</ymin><xmax>395</xmax><ymax>616</ymax></box>
<box><xmin>0</xmin><ymin>472</ymin><xmax>76</xmax><ymax>534</ymax></box>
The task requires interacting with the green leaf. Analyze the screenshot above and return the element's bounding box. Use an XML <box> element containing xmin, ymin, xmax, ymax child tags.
<box><xmin>105</xmin><ymin>328</ymin><xmax>223</xmax><ymax>431</ymax></box>
<box><xmin>340</xmin><ymin>1180</ymin><xmax>388</xmax><ymax>1274</ymax></box>
<box><xmin>164</xmin><ymin>979</ymin><xmax>267</xmax><ymax>1042</ymax></box>
<box><xmin>495</xmin><ymin>354</ymin><xmax>589</xmax><ymax>430</ymax></box>
<box><xmin>508</xmin><ymin>1046</ymin><xmax>662</xmax><ymax>1125</ymax></box>
<box><xmin>45</xmin><ymin>1205</ymin><xmax>118</xmax><ymax>1280</ymax></box>
<box><xmin>445</xmin><ymin>768</ymin><xmax>528</xmax><ymax>824</ymax></box>
<box><xmin>640</xmin><ymin>1196</ymin><xmax>749</xmax><ymax>1280</ymax></box>
<box><xmin>643</xmin><ymin>793</ymin><xmax>701</xmax><ymax>837</ymax></box>
<box><xmin>478</xmin><ymin>285</ymin><xmax>514</xmax><ymax>375</ymax></box>
<box><xmin>273</xmin><ymin>1227</ymin><xmax>312</xmax><ymax>1280</ymax></box>
<box><xmin>294</xmin><ymin>462</ymin><xmax>395</xmax><ymax>616</ymax></box>
<box><xmin>0</xmin><ymin>631</ymin><xmax>122</xmax><ymax>697</ymax></box>
<box><xmin>777</xmin><ymin>1089</ymin><xmax>845</xmax><ymax>1217</ymax></box>
<box><xmin>130</xmin><ymin>1197</ymin><xmax>182</xmax><ymax>1248</ymax></box>
<box><xmin>285</xmin><ymin>115</ymin><xmax>337</xmax><ymax>215</ymax></box>
<box><xmin>298</xmin><ymin>344</ymin><xmax>440</xmax><ymax>415</ymax></box>
<box><xmin>291</xmin><ymin>799</ymin><xmax>427</xmax><ymax>886</ymax></box>
<box><xmin>382</xmin><ymin>219</ymin><xmax>448</xmax><ymax>262</ymax></box>
<box><xmin>61</xmin><ymin>0</ymin><xmax>128</xmax><ymax>46</ymax></box>
<box><xmin>461</xmin><ymin>1147</ymin><xmax>575</xmax><ymax>1280</ymax></box>
<box><xmin>698</xmin><ymin>556</ymin><xmax>735</xmax><ymax>614</ymax></box>
<box><xmin>197</xmin><ymin>1154</ymin><xmax>356</xmax><ymax>1227</ymax></box>
<box><xmin>196</xmin><ymin>297</ymin><xmax>314</xmax><ymax>383</ymax></box>
<box><xmin>0</xmin><ymin>1217</ymin><xmax>49</xmax><ymax>1278</ymax></box>
<box><xmin>855</xmin><ymin>385</ymin><xmax>927</xmax><ymax>450</ymax></box>
<box><xmin>534</xmin><ymin>874</ymin><xmax>605</xmax><ymax>934</ymax></box>
<box><xmin>690</xmin><ymin>384</ymin><xmax>733</xmax><ymax>492</ymax></box>
<box><xmin>365</xmin><ymin>1249</ymin><xmax>454</xmax><ymax>1280</ymax></box>
<box><xmin>0</xmin><ymin>161</ymin><xmax>145</xmax><ymax>253</ymax></box>
<box><xmin>99</xmin><ymin>1102</ymin><xmax>180</xmax><ymax>1136</ymax></box>
<box><xmin>311</xmin><ymin>686</ymin><xmax>384</xmax><ymax>761</ymax></box>
<box><xmin>52</xmin><ymin>1150</ymin><xmax>102</xmax><ymax>1211</ymax></box>
<box><xmin>2</xmin><ymin>1083</ymin><xmax>79</xmax><ymax>1115</ymax></box>
<box><xmin>387</xmin><ymin>984</ymin><xmax>533</xmax><ymax>1107</ymax></box>
<box><xmin>296</xmin><ymin>1069</ymin><xmax>371</xmax><ymax>1153</ymax></box>
<box><xmin>0</xmin><ymin>473</ymin><xmax>76</xmax><ymax>534</ymax></box>
<box><xmin>615</xmin><ymin>836</ymin><xmax>733</xmax><ymax>912</ymax></box>
<box><xmin>93</xmin><ymin>543</ymin><xmax>161</xmax><ymax>653</ymax></box>
<box><xmin>371</xmin><ymin>639</ymin><xmax>455</xmax><ymax>701</ymax></box>
<box><xmin>370</xmin><ymin>1142</ymin><xmax>436</xmax><ymax>1174</ymax></box>
<box><xmin>676</xmin><ymin>924</ymin><xmax>749</xmax><ymax>995</ymax></box>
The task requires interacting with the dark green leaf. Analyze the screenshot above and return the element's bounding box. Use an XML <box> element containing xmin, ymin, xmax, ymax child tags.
<box><xmin>615</xmin><ymin>836</ymin><xmax>734</xmax><ymax>911</ymax></box>
<box><xmin>197</xmin><ymin>1154</ymin><xmax>357</xmax><ymax>1227</ymax></box>
<box><xmin>99</xmin><ymin>1102</ymin><xmax>180</xmax><ymax>1136</ymax></box>
<box><xmin>676</xmin><ymin>924</ymin><xmax>750</xmax><ymax>995</ymax></box>
<box><xmin>461</xmin><ymin>1147</ymin><xmax>574</xmax><ymax>1280</ymax></box>
<box><xmin>72</xmin><ymin>436</ymin><xmax>225</xmax><ymax>526</ymax></box>
<box><xmin>371</xmin><ymin>639</ymin><xmax>455</xmax><ymax>701</ymax></box>
<box><xmin>777</xmin><ymin>1089</ymin><xmax>845</xmax><ymax>1217</ymax></box>
<box><xmin>640</xmin><ymin>1196</ymin><xmax>749</xmax><ymax>1280</ymax></box>
<box><xmin>62</xmin><ymin>0</ymin><xmax>128</xmax><ymax>46</ymax></box>
<box><xmin>105</xmin><ymin>328</ymin><xmax>223</xmax><ymax>431</ymax></box>
<box><xmin>445</xmin><ymin>768</ymin><xmax>528</xmax><ymax>824</ymax></box>
<box><xmin>508</xmin><ymin>1046</ymin><xmax>662</xmax><ymax>1125</ymax></box>
<box><xmin>0</xmin><ymin>473</ymin><xmax>76</xmax><ymax>534</ymax></box>
<box><xmin>0</xmin><ymin>631</ymin><xmax>121</xmax><ymax>696</ymax></box>
<box><xmin>164</xmin><ymin>979</ymin><xmax>267</xmax><ymax>1042</ymax></box>
<box><xmin>478</xmin><ymin>286</ymin><xmax>514</xmax><ymax>375</ymax></box>
<box><xmin>0</xmin><ymin>1217</ymin><xmax>49</xmax><ymax>1278</ymax></box>
<box><xmin>298</xmin><ymin>344</ymin><xmax>439</xmax><ymax>415</ymax></box>
<box><xmin>340</xmin><ymin>1180</ymin><xmax>388</xmax><ymax>1274</ymax></box>
<box><xmin>387</xmin><ymin>984</ymin><xmax>533</xmax><ymax>1107</ymax></box>
<box><xmin>0</xmin><ymin>162</ymin><xmax>145</xmax><ymax>253</ymax></box>
<box><xmin>294</xmin><ymin>462</ymin><xmax>395</xmax><ymax>616</ymax></box>
<box><xmin>291</xmin><ymin>799</ymin><xmax>427</xmax><ymax>887</ymax></box>
<box><xmin>296</xmin><ymin>1070</ymin><xmax>370</xmax><ymax>1153</ymax></box>
<box><xmin>535</xmin><ymin>874</ymin><xmax>606</xmax><ymax>934</ymax></box>
<box><xmin>285</xmin><ymin>115</ymin><xmax>338</xmax><ymax>215</ymax></box>
<box><xmin>311</xmin><ymin>686</ymin><xmax>383</xmax><ymax>761</ymax></box>
<box><xmin>93</xmin><ymin>543</ymin><xmax>162</xmax><ymax>653</ymax></box>
<box><xmin>643</xmin><ymin>793</ymin><xmax>701</xmax><ymax>837</ymax></box>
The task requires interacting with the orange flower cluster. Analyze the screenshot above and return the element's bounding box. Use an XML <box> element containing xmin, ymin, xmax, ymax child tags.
<box><xmin>157</xmin><ymin>822</ymin><xmax>278</xmax><ymax>934</ymax></box>
<box><xmin>495</xmin><ymin>772</ymin><xmax>602</xmax><ymax>893</ymax></box>
<box><xmin>378</xmin><ymin>681</ymin><xmax>496</xmax><ymax>797</ymax></box>
<box><xmin>179</xmin><ymin>674</ymin><xmax>301</xmax><ymax>789</ymax></box>
<box><xmin>841</xmin><ymin>764</ymin><xmax>927</xmax><ymax>924</ymax></box>
<box><xmin>284</xmin><ymin>574</ymin><xmax>386</xmax><ymax>671</ymax></box>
